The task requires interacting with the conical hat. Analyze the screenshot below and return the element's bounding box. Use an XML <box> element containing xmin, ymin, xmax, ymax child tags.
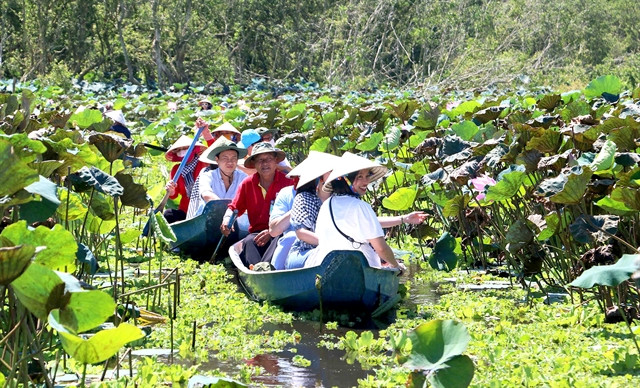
<box><xmin>286</xmin><ymin>151</ymin><xmax>340</xmax><ymax>188</ymax></box>
<box><xmin>322</xmin><ymin>152</ymin><xmax>387</xmax><ymax>192</ymax></box>
<box><xmin>165</xmin><ymin>135</ymin><xmax>206</xmax><ymax>162</ymax></box>
<box><xmin>105</xmin><ymin>110</ymin><xmax>127</xmax><ymax>125</ymax></box>
<box><xmin>199</xmin><ymin>136</ymin><xmax>248</xmax><ymax>164</ymax></box>
<box><xmin>212</xmin><ymin>122</ymin><xmax>241</xmax><ymax>135</ymax></box>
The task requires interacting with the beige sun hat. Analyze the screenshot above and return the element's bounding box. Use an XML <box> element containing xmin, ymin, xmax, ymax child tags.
<box><xmin>286</xmin><ymin>151</ymin><xmax>340</xmax><ymax>188</ymax></box>
<box><xmin>212</xmin><ymin>122</ymin><xmax>241</xmax><ymax>136</ymax></box>
<box><xmin>105</xmin><ymin>110</ymin><xmax>127</xmax><ymax>125</ymax></box>
<box><xmin>243</xmin><ymin>142</ymin><xmax>286</xmax><ymax>168</ymax></box>
<box><xmin>322</xmin><ymin>152</ymin><xmax>388</xmax><ymax>192</ymax></box>
<box><xmin>199</xmin><ymin>136</ymin><xmax>248</xmax><ymax>164</ymax></box>
<box><xmin>165</xmin><ymin>135</ymin><xmax>207</xmax><ymax>162</ymax></box>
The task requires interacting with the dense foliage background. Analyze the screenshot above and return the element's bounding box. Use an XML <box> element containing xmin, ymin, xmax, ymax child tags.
<box><xmin>1</xmin><ymin>0</ymin><xmax>639</xmax><ymax>90</ymax></box>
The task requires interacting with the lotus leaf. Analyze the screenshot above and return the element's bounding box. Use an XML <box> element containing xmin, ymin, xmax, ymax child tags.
<box><xmin>379</xmin><ymin>126</ymin><xmax>402</xmax><ymax>152</ymax></box>
<box><xmin>595</xmin><ymin>197</ymin><xmax>636</xmax><ymax>216</ymax></box>
<box><xmin>429</xmin><ymin>232</ymin><xmax>459</xmax><ymax>271</ymax></box>
<box><xmin>48</xmin><ymin>310</ymin><xmax>144</xmax><ymax>365</ymax></box>
<box><xmin>427</xmin><ymin>354</ymin><xmax>475</xmax><ymax>388</ymax></box>
<box><xmin>537</xmin><ymin>94</ymin><xmax>561</xmax><ymax>111</ymax></box>
<box><xmin>590</xmin><ymin>139</ymin><xmax>616</xmax><ymax>172</ymax></box>
<box><xmin>608</xmin><ymin>124</ymin><xmax>639</xmax><ymax>152</ymax></box>
<box><xmin>481</xmin><ymin>144</ymin><xmax>508</xmax><ymax>168</ymax></box>
<box><xmin>152</xmin><ymin>212</ymin><xmax>177</xmax><ymax>244</ymax></box>
<box><xmin>0</xmin><ymin>133</ymin><xmax>46</xmax><ymax>160</ymax></box>
<box><xmin>60</xmin><ymin>290</ymin><xmax>115</xmax><ymax>333</ymax></box>
<box><xmin>74</xmin><ymin>166</ymin><xmax>124</xmax><ymax>196</ymax></box>
<box><xmin>356</xmin><ymin>132</ymin><xmax>383</xmax><ymax>151</ymax></box>
<box><xmin>85</xmin><ymin>212</ymin><xmax>116</xmax><ymax>235</ymax></box>
<box><xmin>443</xmin><ymin>194</ymin><xmax>469</xmax><ymax>217</ymax></box>
<box><xmin>439</xmin><ymin>135</ymin><xmax>471</xmax><ymax>157</ymax></box>
<box><xmin>505</xmin><ymin>219</ymin><xmax>534</xmax><ymax>253</ymax></box>
<box><xmin>485</xmin><ymin>171</ymin><xmax>525</xmax><ymax>202</ymax></box>
<box><xmin>0</xmin><ymin>245</ymin><xmax>35</xmax><ymax>285</ymax></box>
<box><xmin>615</xmin><ymin>153</ymin><xmax>640</xmax><ymax>167</ymax></box>
<box><xmin>570</xmin><ymin>254</ymin><xmax>640</xmax><ymax>288</ymax></box>
<box><xmin>569</xmin><ymin>215</ymin><xmax>619</xmax><ymax>244</ymax></box>
<box><xmin>1</xmin><ymin>222</ymin><xmax>76</xmax><ymax>271</ymax></box>
<box><xmin>413</xmin><ymin>105</ymin><xmax>440</xmax><ymax>130</ymax></box>
<box><xmin>382</xmin><ymin>187</ymin><xmax>417</xmax><ymax>211</ymax></box>
<box><xmin>358</xmin><ymin>106</ymin><xmax>384</xmax><ymax>122</ymax></box>
<box><xmin>0</xmin><ymin>139</ymin><xmax>39</xmax><ymax>197</ymax></box>
<box><xmin>619</xmin><ymin>103</ymin><xmax>640</xmax><ymax>119</ymax></box>
<box><xmin>408</xmin><ymin>130</ymin><xmax>429</xmax><ymax>148</ymax></box>
<box><xmin>537</xmin><ymin>212</ymin><xmax>560</xmax><ymax>241</ymax></box>
<box><xmin>421</xmin><ymin>168</ymin><xmax>446</xmax><ymax>186</ymax></box>
<box><xmin>449</xmin><ymin>161</ymin><xmax>479</xmax><ymax>185</ymax></box>
<box><xmin>68</xmin><ymin>107</ymin><xmax>104</xmax><ymax>129</ymax></box>
<box><xmin>385</xmin><ymin>170</ymin><xmax>406</xmax><ymax>191</ymax></box>
<box><xmin>115</xmin><ymin>171</ymin><xmax>150</xmax><ymax>209</ymax></box>
<box><xmin>450</xmin><ymin>120</ymin><xmax>478</xmax><ymax>141</ymax></box>
<box><xmin>387</xmin><ymin>100</ymin><xmax>418</xmax><ymax>122</ymax></box>
<box><xmin>472</xmin><ymin>106</ymin><xmax>503</xmax><ymax>124</ymax></box>
<box><xmin>449</xmin><ymin>100</ymin><xmax>480</xmax><ymax>117</ymax></box>
<box><xmin>404</xmin><ymin>319</ymin><xmax>471</xmax><ymax>372</ymax></box>
<box><xmin>525</xmin><ymin>129</ymin><xmax>563</xmax><ymax>153</ymax></box>
<box><xmin>76</xmin><ymin>243</ymin><xmax>98</xmax><ymax>275</ymax></box>
<box><xmin>537</xmin><ymin>149</ymin><xmax>573</xmax><ymax>171</ymax></box>
<box><xmin>310</xmin><ymin>136</ymin><xmax>330</xmax><ymax>152</ymax></box>
<box><xmin>583</xmin><ymin>75</ymin><xmax>622</xmax><ymax>99</ymax></box>
<box><xmin>516</xmin><ymin>149</ymin><xmax>543</xmax><ymax>172</ymax></box>
<box><xmin>88</xmin><ymin>132</ymin><xmax>133</xmax><ymax>163</ymax></box>
<box><xmin>19</xmin><ymin>176</ymin><xmax>61</xmax><ymax>223</ymax></box>
<box><xmin>56</xmin><ymin>188</ymin><xmax>88</xmax><ymax>221</ymax></box>
<box><xmin>90</xmin><ymin>191</ymin><xmax>115</xmax><ymax>220</ymax></box>
<box><xmin>28</xmin><ymin>160</ymin><xmax>64</xmax><ymax>177</ymax></box>
<box><xmin>527</xmin><ymin>115</ymin><xmax>558</xmax><ymax>129</ymax></box>
<box><xmin>549</xmin><ymin>168</ymin><xmax>592</xmax><ymax>204</ymax></box>
<box><xmin>11</xmin><ymin>263</ymin><xmax>67</xmax><ymax>319</ymax></box>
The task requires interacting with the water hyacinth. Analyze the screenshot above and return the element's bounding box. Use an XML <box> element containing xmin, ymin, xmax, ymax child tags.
<box><xmin>470</xmin><ymin>174</ymin><xmax>496</xmax><ymax>200</ymax></box>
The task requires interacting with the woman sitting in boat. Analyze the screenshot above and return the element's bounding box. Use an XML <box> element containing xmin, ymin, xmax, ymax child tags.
<box><xmin>307</xmin><ymin>152</ymin><xmax>427</xmax><ymax>272</ymax></box>
<box><xmin>186</xmin><ymin>136</ymin><xmax>248</xmax><ymax>220</ymax></box>
<box><xmin>283</xmin><ymin>152</ymin><xmax>340</xmax><ymax>269</ymax></box>
<box><xmin>220</xmin><ymin>142</ymin><xmax>295</xmax><ymax>266</ymax></box>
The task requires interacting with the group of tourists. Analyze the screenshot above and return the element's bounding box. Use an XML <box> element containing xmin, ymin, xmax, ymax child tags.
<box><xmin>156</xmin><ymin>105</ymin><xmax>427</xmax><ymax>273</ymax></box>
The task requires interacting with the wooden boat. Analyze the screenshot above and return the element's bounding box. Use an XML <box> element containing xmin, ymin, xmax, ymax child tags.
<box><xmin>229</xmin><ymin>242</ymin><xmax>401</xmax><ymax>316</ymax></box>
<box><xmin>170</xmin><ymin>200</ymin><xmax>246</xmax><ymax>260</ymax></box>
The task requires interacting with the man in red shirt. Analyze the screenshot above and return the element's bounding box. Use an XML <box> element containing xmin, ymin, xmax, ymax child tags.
<box><xmin>221</xmin><ymin>142</ymin><xmax>295</xmax><ymax>266</ymax></box>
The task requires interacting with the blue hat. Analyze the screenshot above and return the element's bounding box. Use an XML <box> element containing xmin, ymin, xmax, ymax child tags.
<box><xmin>240</xmin><ymin>129</ymin><xmax>261</xmax><ymax>149</ymax></box>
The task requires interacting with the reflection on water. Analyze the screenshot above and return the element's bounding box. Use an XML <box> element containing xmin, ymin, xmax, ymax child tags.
<box><xmin>204</xmin><ymin>262</ymin><xmax>441</xmax><ymax>387</ymax></box>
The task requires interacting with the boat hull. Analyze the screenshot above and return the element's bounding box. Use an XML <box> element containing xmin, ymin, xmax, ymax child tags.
<box><xmin>170</xmin><ymin>200</ymin><xmax>244</xmax><ymax>260</ymax></box>
<box><xmin>230</xmin><ymin>245</ymin><xmax>400</xmax><ymax>315</ymax></box>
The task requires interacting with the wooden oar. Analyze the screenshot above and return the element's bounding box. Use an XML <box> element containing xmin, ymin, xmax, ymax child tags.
<box><xmin>210</xmin><ymin>209</ymin><xmax>238</xmax><ymax>262</ymax></box>
<box><xmin>143</xmin><ymin>126</ymin><xmax>206</xmax><ymax>236</ymax></box>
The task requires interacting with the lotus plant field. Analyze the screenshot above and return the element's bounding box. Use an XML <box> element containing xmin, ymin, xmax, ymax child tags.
<box><xmin>0</xmin><ymin>75</ymin><xmax>639</xmax><ymax>386</ymax></box>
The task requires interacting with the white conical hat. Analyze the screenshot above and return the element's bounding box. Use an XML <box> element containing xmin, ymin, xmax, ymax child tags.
<box><xmin>322</xmin><ymin>152</ymin><xmax>387</xmax><ymax>192</ymax></box>
<box><xmin>165</xmin><ymin>135</ymin><xmax>206</xmax><ymax>162</ymax></box>
<box><xmin>286</xmin><ymin>151</ymin><xmax>340</xmax><ymax>188</ymax></box>
<box><xmin>212</xmin><ymin>122</ymin><xmax>241</xmax><ymax>135</ymax></box>
<box><xmin>105</xmin><ymin>110</ymin><xmax>126</xmax><ymax>125</ymax></box>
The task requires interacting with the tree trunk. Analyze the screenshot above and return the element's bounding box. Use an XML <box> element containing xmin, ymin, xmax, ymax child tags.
<box><xmin>117</xmin><ymin>0</ymin><xmax>139</xmax><ymax>85</ymax></box>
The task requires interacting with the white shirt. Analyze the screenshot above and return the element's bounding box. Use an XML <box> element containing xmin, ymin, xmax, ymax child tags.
<box><xmin>187</xmin><ymin>168</ymin><xmax>248</xmax><ymax>219</ymax></box>
<box><xmin>305</xmin><ymin>195</ymin><xmax>384</xmax><ymax>268</ymax></box>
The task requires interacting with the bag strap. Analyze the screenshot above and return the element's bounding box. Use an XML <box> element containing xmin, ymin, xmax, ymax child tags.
<box><xmin>329</xmin><ymin>196</ymin><xmax>366</xmax><ymax>247</ymax></box>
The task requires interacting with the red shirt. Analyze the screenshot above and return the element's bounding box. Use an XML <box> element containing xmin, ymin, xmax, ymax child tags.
<box><xmin>168</xmin><ymin>138</ymin><xmax>215</xmax><ymax>213</ymax></box>
<box><xmin>229</xmin><ymin>171</ymin><xmax>295</xmax><ymax>233</ymax></box>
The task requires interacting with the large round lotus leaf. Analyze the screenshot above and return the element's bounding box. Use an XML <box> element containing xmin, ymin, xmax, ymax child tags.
<box><xmin>1</xmin><ymin>221</ymin><xmax>77</xmax><ymax>272</ymax></box>
<box><xmin>90</xmin><ymin>191</ymin><xmax>115</xmax><ymax>220</ymax></box>
<box><xmin>387</xmin><ymin>100</ymin><xmax>418</xmax><ymax>122</ymax></box>
<box><xmin>473</xmin><ymin>106</ymin><xmax>503</xmax><ymax>124</ymax></box>
<box><xmin>382</xmin><ymin>187</ymin><xmax>417</xmax><ymax>211</ymax></box>
<box><xmin>74</xmin><ymin>166</ymin><xmax>123</xmax><ymax>197</ymax></box>
<box><xmin>440</xmin><ymin>135</ymin><xmax>471</xmax><ymax>157</ymax></box>
<box><xmin>20</xmin><ymin>176</ymin><xmax>61</xmax><ymax>223</ymax></box>
<box><xmin>60</xmin><ymin>290</ymin><xmax>115</xmax><ymax>333</ymax></box>
<box><xmin>76</xmin><ymin>243</ymin><xmax>98</xmax><ymax>275</ymax></box>
<box><xmin>68</xmin><ymin>107</ymin><xmax>104</xmax><ymax>129</ymax></box>
<box><xmin>525</xmin><ymin>129</ymin><xmax>563</xmax><ymax>153</ymax></box>
<box><xmin>505</xmin><ymin>219</ymin><xmax>534</xmax><ymax>253</ymax></box>
<box><xmin>0</xmin><ymin>139</ymin><xmax>39</xmax><ymax>197</ymax></box>
<box><xmin>28</xmin><ymin>160</ymin><xmax>64</xmax><ymax>177</ymax></box>
<box><xmin>452</xmin><ymin>120</ymin><xmax>479</xmax><ymax>141</ymax></box>
<box><xmin>428</xmin><ymin>354</ymin><xmax>475</xmax><ymax>388</ymax></box>
<box><xmin>569</xmin><ymin>214</ymin><xmax>619</xmax><ymax>244</ymax></box>
<box><xmin>114</xmin><ymin>171</ymin><xmax>149</xmax><ymax>209</ymax></box>
<box><xmin>550</xmin><ymin>169</ymin><xmax>592</xmax><ymax>204</ymax></box>
<box><xmin>584</xmin><ymin>75</ymin><xmax>622</xmax><ymax>99</ymax></box>
<box><xmin>537</xmin><ymin>94</ymin><xmax>561</xmax><ymax>111</ymax></box>
<box><xmin>358</xmin><ymin>106</ymin><xmax>384</xmax><ymax>122</ymax></box>
<box><xmin>0</xmin><ymin>245</ymin><xmax>35</xmax><ymax>285</ymax></box>
<box><xmin>404</xmin><ymin>319</ymin><xmax>471</xmax><ymax>371</ymax></box>
<box><xmin>11</xmin><ymin>263</ymin><xmax>67</xmax><ymax>319</ymax></box>
<box><xmin>485</xmin><ymin>171</ymin><xmax>525</xmax><ymax>202</ymax></box>
<box><xmin>56</xmin><ymin>188</ymin><xmax>88</xmax><ymax>221</ymax></box>
<box><xmin>428</xmin><ymin>232</ymin><xmax>459</xmax><ymax>272</ymax></box>
<box><xmin>590</xmin><ymin>139</ymin><xmax>616</xmax><ymax>172</ymax></box>
<box><xmin>88</xmin><ymin>132</ymin><xmax>133</xmax><ymax>163</ymax></box>
<box><xmin>570</xmin><ymin>254</ymin><xmax>640</xmax><ymax>288</ymax></box>
<box><xmin>442</xmin><ymin>194</ymin><xmax>469</xmax><ymax>218</ymax></box>
<box><xmin>379</xmin><ymin>126</ymin><xmax>402</xmax><ymax>152</ymax></box>
<box><xmin>309</xmin><ymin>136</ymin><xmax>330</xmax><ymax>152</ymax></box>
<box><xmin>356</xmin><ymin>132</ymin><xmax>383</xmax><ymax>151</ymax></box>
<box><xmin>48</xmin><ymin>310</ymin><xmax>144</xmax><ymax>365</ymax></box>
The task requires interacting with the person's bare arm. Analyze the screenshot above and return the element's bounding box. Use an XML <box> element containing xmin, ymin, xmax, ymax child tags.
<box><xmin>201</xmin><ymin>190</ymin><xmax>221</xmax><ymax>202</ymax></box>
<box><xmin>269</xmin><ymin>211</ymin><xmax>291</xmax><ymax>237</ymax></box>
<box><xmin>295</xmin><ymin>228</ymin><xmax>319</xmax><ymax>246</ymax></box>
<box><xmin>368</xmin><ymin>236</ymin><xmax>406</xmax><ymax>273</ymax></box>
<box><xmin>378</xmin><ymin>211</ymin><xmax>428</xmax><ymax>228</ymax></box>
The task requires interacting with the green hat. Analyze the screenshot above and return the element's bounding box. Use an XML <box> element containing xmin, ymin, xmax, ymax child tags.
<box><xmin>199</xmin><ymin>136</ymin><xmax>247</xmax><ymax>164</ymax></box>
<box><xmin>243</xmin><ymin>142</ymin><xmax>286</xmax><ymax>168</ymax></box>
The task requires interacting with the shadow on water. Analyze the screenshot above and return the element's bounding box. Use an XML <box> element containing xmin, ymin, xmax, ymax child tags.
<box><xmin>200</xmin><ymin>263</ymin><xmax>441</xmax><ymax>387</ymax></box>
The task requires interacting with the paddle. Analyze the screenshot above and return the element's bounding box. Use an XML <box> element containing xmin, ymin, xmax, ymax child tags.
<box><xmin>210</xmin><ymin>209</ymin><xmax>238</xmax><ymax>262</ymax></box>
<box><xmin>143</xmin><ymin>126</ymin><xmax>206</xmax><ymax>236</ymax></box>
